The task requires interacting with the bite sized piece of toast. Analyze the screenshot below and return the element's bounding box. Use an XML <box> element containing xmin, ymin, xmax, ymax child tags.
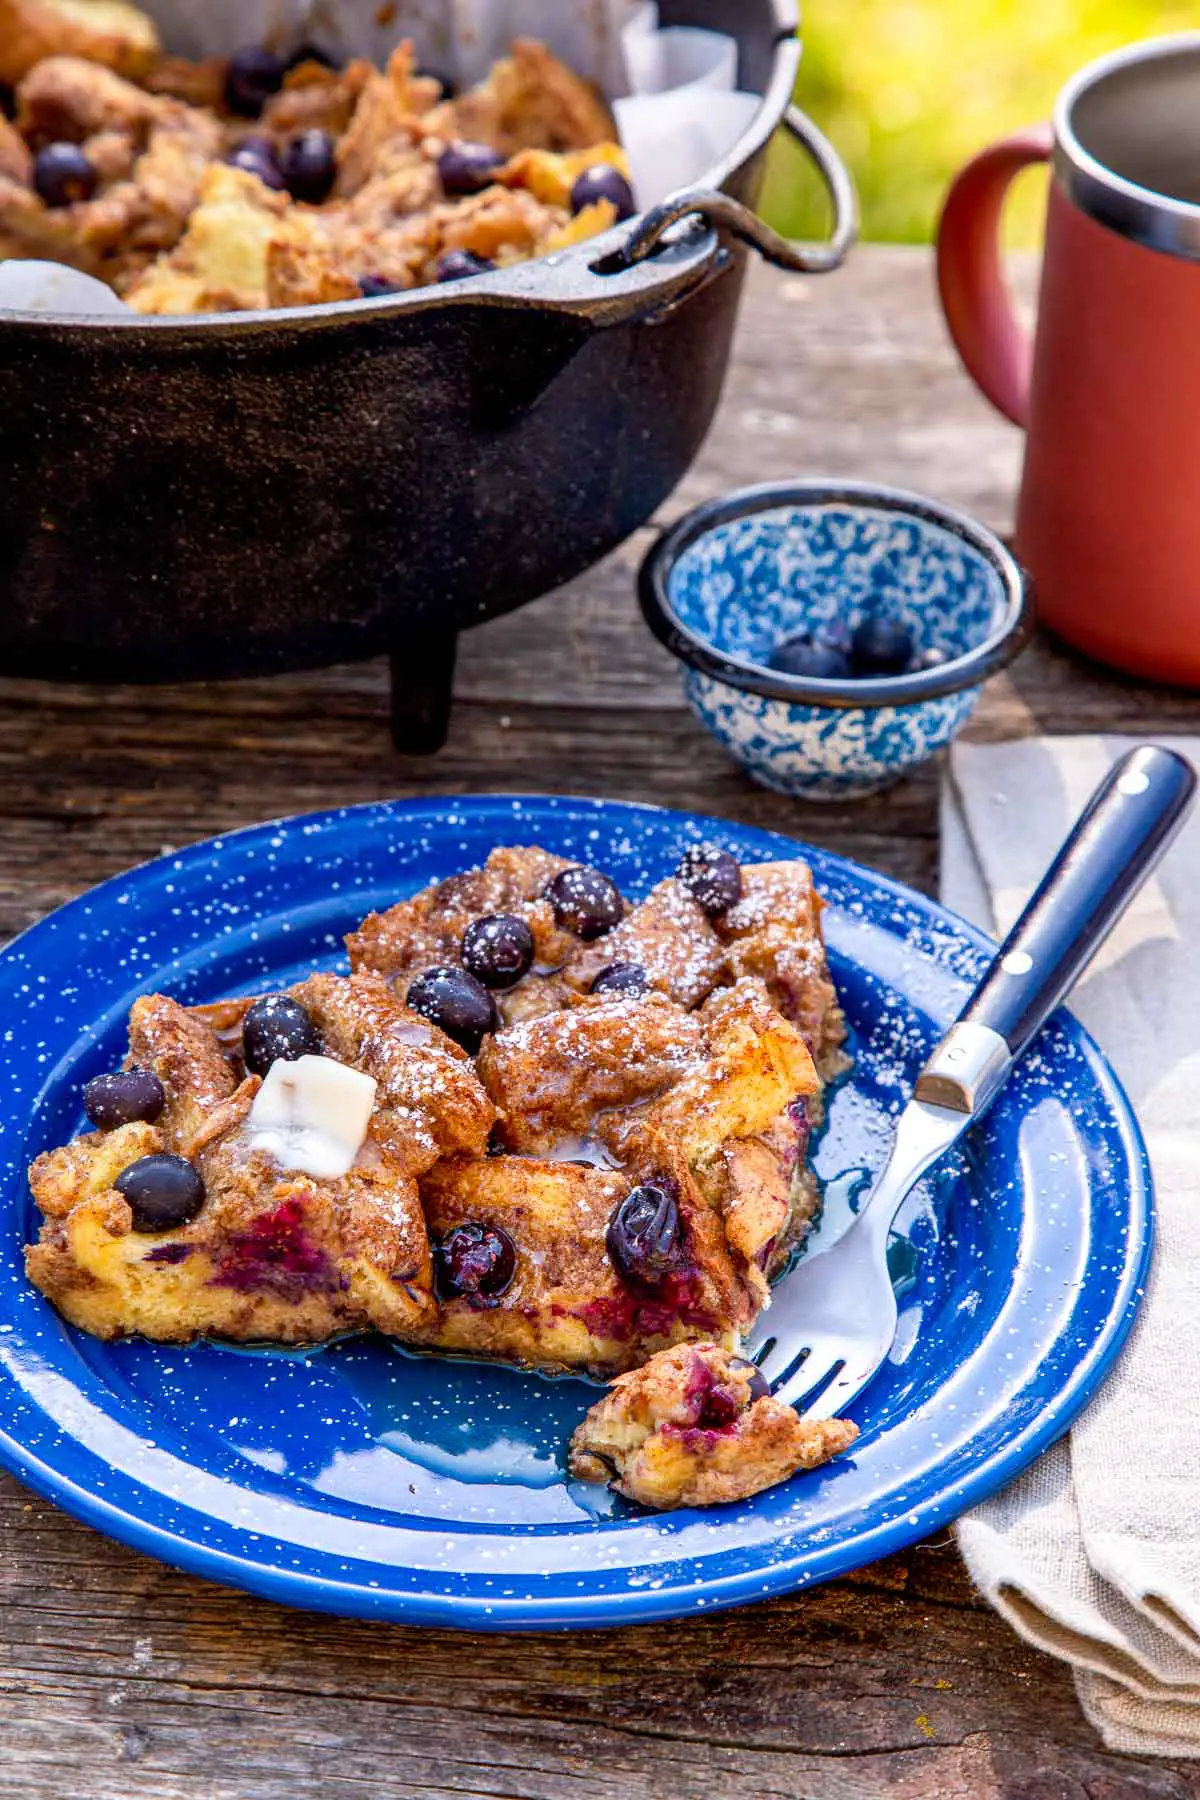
<box><xmin>196</xmin><ymin>1121</ymin><xmax>436</xmax><ymax>1340</ymax></box>
<box><xmin>563</xmin><ymin>877</ymin><xmax>723</xmax><ymax>1008</ymax></box>
<box><xmin>419</xmin><ymin>1153</ymin><xmax>753</xmax><ymax>1374</ymax></box>
<box><xmin>0</xmin><ymin>0</ymin><xmax>160</xmax><ymax>89</ymax></box>
<box><xmin>29</xmin><ymin>1118</ymin><xmax>162</xmax><ymax>1219</ymax></box>
<box><xmin>3</xmin><ymin>72</ymin><xmax>219</xmax><ymax>285</ymax></box>
<box><xmin>502</xmin><ymin>141</ymin><xmax>628</xmax><ymax>209</ymax></box>
<box><xmin>347</xmin><ymin>844</ymin><xmax>580</xmax><ymax>1019</ymax></box>
<box><xmin>331</xmin><ymin>42</ymin><xmax>435</xmax><ymax>198</ymax></box>
<box><xmin>476</xmin><ymin>979</ymin><xmax>818</xmax><ymax>1305</ymax></box>
<box><xmin>477</xmin><ymin>992</ymin><xmax>705</xmax><ymax>1156</ymax></box>
<box><xmin>122</xmin><ymin>161</ymin><xmax>324</xmax><ymax>314</ymax></box>
<box><xmin>77</xmin><ymin>100</ymin><xmax>221</xmax><ymax>286</ymax></box>
<box><xmin>126</xmin><ymin>992</ymin><xmax>238</xmax><ymax>1150</ymax></box>
<box><xmin>423</xmin><ymin>38</ymin><xmax>614</xmax><ymax>157</ymax></box>
<box><xmin>599</xmin><ymin>981</ymin><xmax>820</xmax><ymax>1298</ymax></box>
<box><xmin>261</xmin><ymin>58</ymin><xmax>375</xmax><ymax>139</ymax></box>
<box><xmin>569</xmin><ymin>1341</ymin><xmax>858</xmax><ymax>1509</ymax></box>
<box><xmin>0</xmin><ymin>114</ymin><xmax>33</xmax><ymax>183</ymax></box>
<box><xmin>142</xmin><ymin>53</ymin><xmax>228</xmax><ymax>111</ymax></box>
<box><xmin>24</xmin><ymin>973</ymin><xmax>452</xmax><ymax>1344</ymax></box>
<box><xmin>291</xmin><ymin>970</ymin><xmax>495</xmax><ymax>1176</ymax></box>
<box><xmin>25</xmin><ymin>1158</ymin><xmax>436</xmax><ymax>1346</ymax></box>
<box><xmin>16</xmin><ymin>50</ymin><xmax>162</xmax><ymax>142</ymax></box>
<box><xmin>264</xmin><ymin>235</ymin><xmax>360</xmax><ymax>309</ymax></box>
<box><xmin>716</xmin><ymin>862</ymin><xmax>849</xmax><ymax>1085</ymax></box>
<box><xmin>601</xmin><ymin>980</ymin><xmax>818</xmax><ymax>1169</ymax></box>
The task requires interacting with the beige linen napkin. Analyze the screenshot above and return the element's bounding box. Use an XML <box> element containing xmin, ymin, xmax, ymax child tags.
<box><xmin>942</xmin><ymin>735</ymin><xmax>1200</xmax><ymax>1757</ymax></box>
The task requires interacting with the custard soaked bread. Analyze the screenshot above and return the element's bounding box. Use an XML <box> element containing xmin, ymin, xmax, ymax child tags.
<box><xmin>0</xmin><ymin>7</ymin><xmax>636</xmax><ymax>311</ymax></box>
<box><xmin>569</xmin><ymin>1340</ymin><xmax>859</xmax><ymax>1510</ymax></box>
<box><xmin>27</xmin><ymin>977</ymin><xmax>492</xmax><ymax>1344</ymax></box>
<box><xmin>26</xmin><ymin>841</ymin><xmax>855</xmax><ymax>1508</ymax></box>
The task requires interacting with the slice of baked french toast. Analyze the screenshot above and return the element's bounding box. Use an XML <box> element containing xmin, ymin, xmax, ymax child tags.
<box><xmin>25</xmin><ymin>976</ymin><xmax>493</xmax><ymax>1343</ymax></box>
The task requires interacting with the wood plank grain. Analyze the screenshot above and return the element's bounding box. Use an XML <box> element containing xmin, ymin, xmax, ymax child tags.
<box><xmin>3</xmin><ymin>1494</ymin><xmax>1197</xmax><ymax>1800</ymax></box>
<box><xmin>2</xmin><ymin>247</ymin><xmax>1197</xmax><ymax>1800</ymax></box>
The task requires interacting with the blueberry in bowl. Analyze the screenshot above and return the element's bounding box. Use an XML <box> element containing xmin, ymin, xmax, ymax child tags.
<box><xmin>639</xmin><ymin>480</ymin><xmax>1033</xmax><ymax>800</ymax></box>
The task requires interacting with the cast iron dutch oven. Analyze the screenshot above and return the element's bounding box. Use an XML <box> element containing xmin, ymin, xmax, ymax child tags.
<box><xmin>0</xmin><ymin>0</ymin><xmax>856</xmax><ymax>748</ymax></box>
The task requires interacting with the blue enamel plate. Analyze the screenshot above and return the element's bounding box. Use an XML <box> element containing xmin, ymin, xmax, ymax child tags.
<box><xmin>0</xmin><ymin>796</ymin><xmax>1151</xmax><ymax>1629</ymax></box>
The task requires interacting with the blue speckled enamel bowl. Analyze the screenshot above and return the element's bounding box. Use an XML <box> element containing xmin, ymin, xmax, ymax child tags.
<box><xmin>640</xmin><ymin>481</ymin><xmax>1034</xmax><ymax>799</ymax></box>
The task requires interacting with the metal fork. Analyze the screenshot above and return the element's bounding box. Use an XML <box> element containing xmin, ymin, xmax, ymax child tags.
<box><xmin>747</xmin><ymin>743</ymin><xmax>1196</xmax><ymax>1418</ymax></box>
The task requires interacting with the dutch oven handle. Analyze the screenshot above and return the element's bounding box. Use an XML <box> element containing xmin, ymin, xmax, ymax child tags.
<box><xmin>596</xmin><ymin>104</ymin><xmax>859</xmax><ymax>278</ymax></box>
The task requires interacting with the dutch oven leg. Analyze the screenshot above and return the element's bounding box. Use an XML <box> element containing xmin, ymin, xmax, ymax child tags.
<box><xmin>388</xmin><ymin>629</ymin><xmax>458</xmax><ymax>753</ymax></box>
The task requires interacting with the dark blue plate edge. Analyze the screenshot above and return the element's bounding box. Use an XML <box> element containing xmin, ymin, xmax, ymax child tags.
<box><xmin>0</xmin><ymin>793</ymin><xmax>1155</xmax><ymax>1632</ymax></box>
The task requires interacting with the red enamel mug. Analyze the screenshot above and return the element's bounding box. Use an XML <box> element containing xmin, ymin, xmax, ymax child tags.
<box><xmin>937</xmin><ymin>36</ymin><xmax>1200</xmax><ymax>685</ymax></box>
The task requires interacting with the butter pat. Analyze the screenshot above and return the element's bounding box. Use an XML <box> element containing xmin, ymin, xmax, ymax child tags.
<box><xmin>242</xmin><ymin>1055</ymin><xmax>376</xmax><ymax>1178</ymax></box>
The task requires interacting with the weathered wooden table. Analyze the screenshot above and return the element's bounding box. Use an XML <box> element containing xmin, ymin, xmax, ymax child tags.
<box><xmin>3</xmin><ymin>247</ymin><xmax>1197</xmax><ymax>1800</ymax></box>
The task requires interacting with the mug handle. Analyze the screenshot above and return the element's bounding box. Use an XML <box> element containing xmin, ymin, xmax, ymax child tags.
<box><xmin>935</xmin><ymin>125</ymin><xmax>1053</xmax><ymax>427</ymax></box>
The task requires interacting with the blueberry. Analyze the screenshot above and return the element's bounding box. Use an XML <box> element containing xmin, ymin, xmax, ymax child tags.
<box><xmin>242</xmin><ymin>995</ymin><xmax>321</xmax><ymax>1077</ymax></box>
<box><xmin>546</xmin><ymin>866</ymin><xmax>624</xmax><ymax>941</ymax></box>
<box><xmin>462</xmin><ymin>913</ymin><xmax>534</xmax><ymax>989</ymax></box>
<box><xmin>591</xmin><ymin>961</ymin><xmax>650</xmax><ymax>997</ymax></box>
<box><xmin>728</xmin><ymin>1354</ymin><xmax>770</xmax><ymax>1402</ymax></box>
<box><xmin>226</xmin><ymin>137</ymin><xmax>285</xmax><ymax>190</ymax></box>
<box><xmin>787</xmin><ymin>1095</ymin><xmax>811</xmax><ymax>1157</ymax></box>
<box><xmin>819</xmin><ymin>618</ymin><xmax>853</xmax><ymax>656</ymax></box>
<box><xmin>225</xmin><ymin>46</ymin><xmax>286</xmax><ymax>118</ymax></box>
<box><xmin>358</xmin><ymin>274</ymin><xmax>400</xmax><ymax>298</ymax></box>
<box><xmin>406</xmin><ymin>966</ymin><xmax>497</xmax><ymax>1054</ymax></box>
<box><xmin>435</xmin><ymin>250</ymin><xmax>495</xmax><ymax>283</ymax></box>
<box><xmin>910</xmin><ymin>644</ymin><xmax>950</xmax><ymax>672</ymax></box>
<box><xmin>675</xmin><ymin>843</ymin><xmax>742</xmax><ymax>917</ymax></box>
<box><xmin>606</xmin><ymin>1181</ymin><xmax>681</xmax><ymax>1287</ymax></box>
<box><xmin>438</xmin><ymin>141</ymin><xmax>504</xmax><ymax>196</ymax></box>
<box><xmin>570</xmin><ymin>165</ymin><xmax>636</xmax><ymax>221</ymax></box>
<box><xmin>434</xmin><ymin>1221</ymin><xmax>516</xmax><ymax>1301</ymax></box>
<box><xmin>84</xmin><ymin>1067</ymin><xmax>166</xmax><ymax>1131</ymax></box>
<box><xmin>850</xmin><ymin>616</ymin><xmax>915</xmax><ymax>677</ymax></box>
<box><xmin>280</xmin><ymin>129</ymin><xmax>336</xmax><ymax>203</ymax></box>
<box><xmin>34</xmin><ymin>144</ymin><xmax>97</xmax><ymax>207</ymax></box>
<box><xmin>769</xmin><ymin>634</ymin><xmax>853</xmax><ymax>679</ymax></box>
<box><xmin>115</xmin><ymin>1154</ymin><xmax>205</xmax><ymax>1233</ymax></box>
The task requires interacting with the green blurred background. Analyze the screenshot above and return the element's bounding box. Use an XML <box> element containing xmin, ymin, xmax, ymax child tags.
<box><xmin>762</xmin><ymin>0</ymin><xmax>1196</xmax><ymax>243</ymax></box>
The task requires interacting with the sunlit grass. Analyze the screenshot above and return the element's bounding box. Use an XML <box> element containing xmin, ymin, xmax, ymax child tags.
<box><xmin>761</xmin><ymin>0</ymin><xmax>1198</xmax><ymax>244</ymax></box>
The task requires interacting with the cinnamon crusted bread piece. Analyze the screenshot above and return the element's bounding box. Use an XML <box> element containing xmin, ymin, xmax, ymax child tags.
<box><xmin>569</xmin><ymin>1341</ymin><xmax>858</xmax><ymax>1509</ymax></box>
<box><xmin>348</xmin><ymin>844</ymin><xmax>579</xmax><ymax>1025</ymax></box>
<box><xmin>25</xmin><ymin>976</ymin><xmax>494</xmax><ymax>1344</ymax></box>
<box><xmin>351</xmin><ymin>845</ymin><xmax>846</xmax><ymax>1092</ymax></box>
<box><xmin>714</xmin><ymin>861</ymin><xmax>849</xmax><ymax>1088</ymax></box>
<box><xmin>424</xmin><ymin>978</ymin><xmax>821</xmax><ymax>1373</ymax></box>
<box><xmin>0</xmin><ymin>0</ymin><xmax>160</xmax><ymax>89</ymax></box>
<box><xmin>1</xmin><ymin>58</ymin><xmax>222</xmax><ymax>286</ymax></box>
<box><xmin>422</xmin><ymin>37</ymin><xmax>614</xmax><ymax>157</ymax></box>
